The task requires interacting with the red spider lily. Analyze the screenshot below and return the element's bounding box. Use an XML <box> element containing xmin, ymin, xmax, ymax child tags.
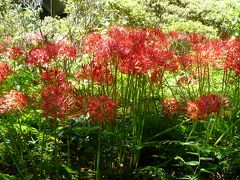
<box><xmin>186</xmin><ymin>100</ymin><xmax>202</xmax><ymax>120</ymax></box>
<box><xmin>0</xmin><ymin>62</ymin><xmax>12</xmax><ymax>84</ymax></box>
<box><xmin>108</xmin><ymin>26</ymin><xmax>173</xmax><ymax>74</ymax></box>
<box><xmin>165</xmin><ymin>58</ymin><xmax>179</xmax><ymax>72</ymax></box>
<box><xmin>199</xmin><ymin>94</ymin><xmax>223</xmax><ymax>114</ymax></box>
<box><xmin>41</xmin><ymin>69</ymin><xmax>67</xmax><ymax>85</ymax></box>
<box><xmin>147</xmin><ymin>28</ymin><xmax>169</xmax><ymax>47</ymax></box>
<box><xmin>82</xmin><ymin>32</ymin><xmax>111</xmax><ymax>62</ymax></box>
<box><xmin>145</xmin><ymin>48</ymin><xmax>174</xmax><ymax>69</ymax></box>
<box><xmin>82</xmin><ymin>26</ymin><xmax>177</xmax><ymax>75</ymax></box>
<box><xmin>26</xmin><ymin>47</ymin><xmax>51</xmax><ymax>67</ymax></box>
<box><xmin>149</xmin><ymin>69</ymin><xmax>164</xmax><ymax>84</ymax></box>
<box><xmin>177</xmin><ymin>55</ymin><xmax>196</xmax><ymax>70</ymax></box>
<box><xmin>225</xmin><ymin>38</ymin><xmax>240</xmax><ymax>75</ymax></box>
<box><xmin>107</xmin><ymin>26</ymin><xmax>135</xmax><ymax>59</ymax></box>
<box><xmin>0</xmin><ymin>90</ymin><xmax>28</xmax><ymax>113</ymax></box>
<box><xmin>87</xmin><ymin>95</ymin><xmax>118</xmax><ymax>123</ymax></box>
<box><xmin>41</xmin><ymin>81</ymin><xmax>83</xmax><ymax>121</ymax></box>
<box><xmin>76</xmin><ymin>61</ymin><xmax>113</xmax><ymax>85</ymax></box>
<box><xmin>186</xmin><ymin>94</ymin><xmax>223</xmax><ymax>121</ymax></box>
<box><xmin>44</xmin><ymin>42</ymin><xmax>60</xmax><ymax>59</ymax></box>
<box><xmin>44</xmin><ymin>42</ymin><xmax>77</xmax><ymax>59</ymax></box>
<box><xmin>119</xmin><ymin>53</ymin><xmax>150</xmax><ymax>75</ymax></box>
<box><xmin>41</xmin><ymin>68</ymin><xmax>83</xmax><ymax>122</ymax></box>
<box><xmin>8</xmin><ymin>47</ymin><xmax>24</xmax><ymax>60</ymax></box>
<box><xmin>82</xmin><ymin>32</ymin><xmax>103</xmax><ymax>54</ymax></box>
<box><xmin>162</xmin><ymin>98</ymin><xmax>181</xmax><ymax>116</ymax></box>
<box><xmin>58</xmin><ymin>43</ymin><xmax>77</xmax><ymax>58</ymax></box>
<box><xmin>189</xmin><ymin>33</ymin><xmax>206</xmax><ymax>46</ymax></box>
<box><xmin>193</xmin><ymin>39</ymin><xmax>228</xmax><ymax>67</ymax></box>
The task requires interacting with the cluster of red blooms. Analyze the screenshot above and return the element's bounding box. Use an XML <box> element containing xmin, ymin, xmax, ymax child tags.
<box><xmin>26</xmin><ymin>42</ymin><xmax>76</xmax><ymax>67</ymax></box>
<box><xmin>186</xmin><ymin>94</ymin><xmax>223</xmax><ymax>121</ymax></box>
<box><xmin>225</xmin><ymin>38</ymin><xmax>240</xmax><ymax>74</ymax></box>
<box><xmin>44</xmin><ymin>42</ymin><xmax>77</xmax><ymax>59</ymax></box>
<box><xmin>0</xmin><ymin>62</ymin><xmax>12</xmax><ymax>84</ymax></box>
<box><xmin>8</xmin><ymin>47</ymin><xmax>24</xmax><ymax>60</ymax></box>
<box><xmin>81</xmin><ymin>26</ymin><xmax>240</xmax><ymax>83</ymax></box>
<box><xmin>87</xmin><ymin>95</ymin><xmax>118</xmax><ymax>123</ymax></box>
<box><xmin>40</xmin><ymin>68</ymin><xmax>119</xmax><ymax>124</ymax></box>
<box><xmin>82</xmin><ymin>26</ymin><xmax>176</xmax><ymax>75</ymax></box>
<box><xmin>26</xmin><ymin>48</ymin><xmax>51</xmax><ymax>67</ymax></box>
<box><xmin>162</xmin><ymin>98</ymin><xmax>181</xmax><ymax>116</ymax></box>
<box><xmin>162</xmin><ymin>94</ymin><xmax>223</xmax><ymax>120</ymax></box>
<box><xmin>0</xmin><ymin>90</ymin><xmax>28</xmax><ymax>114</ymax></box>
<box><xmin>40</xmin><ymin>69</ymin><xmax>83</xmax><ymax>122</ymax></box>
<box><xmin>76</xmin><ymin>61</ymin><xmax>113</xmax><ymax>85</ymax></box>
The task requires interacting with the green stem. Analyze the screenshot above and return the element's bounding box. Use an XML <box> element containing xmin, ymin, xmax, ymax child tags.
<box><xmin>186</xmin><ymin>121</ymin><xmax>197</xmax><ymax>142</ymax></box>
<box><xmin>17</xmin><ymin>118</ymin><xmax>24</xmax><ymax>161</ymax></box>
<box><xmin>207</xmin><ymin>117</ymin><xmax>217</xmax><ymax>142</ymax></box>
<box><xmin>67</xmin><ymin>135</ymin><xmax>70</xmax><ymax>166</ymax></box>
<box><xmin>214</xmin><ymin>118</ymin><xmax>240</xmax><ymax>146</ymax></box>
<box><xmin>207</xmin><ymin>65</ymin><xmax>211</xmax><ymax>93</ymax></box>
<box><xmin>40</xmin><ymin>119</ymin><xmax>46</xmax><ymax>178</ymax></box>
<box><xmin>96</xmin><ymin>128</ymin><xmax>101</xmax><ymax>180</ymax></box>
<box><xmin>0</xmin><ymin>131</ymin><xmax>24</xmax><ymax>177</ymax></box>
<box><xmin>146</xmin><ymin>119</ymin><xmax>191</xmax><ymax>142</ymax></box>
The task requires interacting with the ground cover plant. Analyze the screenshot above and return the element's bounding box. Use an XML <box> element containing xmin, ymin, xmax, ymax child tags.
<box><xmin>1</xmin><ymin>0</ymin><xmax>240</xmax><ymax>179</ymax></box>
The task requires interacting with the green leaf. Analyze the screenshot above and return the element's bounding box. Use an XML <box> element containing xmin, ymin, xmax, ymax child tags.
<box><xmin>186</xmin><ymin>152</ymin><xmax>199</xmax><ymax>156</ymax></box>
<box><xmin>200</xmin><ymin>157</ymin><xmax>212</xmax><ymax>161</ymax></box>
<box><xmin>200</xmin><ymin>168</ymin><xmax>212</xmax><ymax>174</ymax></box>
<box><xmin>185</xmin><ymin>161</ymin><xmax>199</xmax><ymax>166</ymax></box>
<box><xmin>0</xmin><ymin>173</ymin><xmax>17</xmax><ymax>180</ymax></box>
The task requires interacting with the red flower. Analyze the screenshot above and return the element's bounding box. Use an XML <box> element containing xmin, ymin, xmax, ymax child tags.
<box><xmin>198</xmin><ymin>94</ymin><xmax>222</xmax><ymax>115</ymax></box>
<box><xmin>162</xmin><ymin>98</ymin><xmax>180</xmax><ymax>116</ymax></box>
<box><xmin>177</xmin><ymin>55</ymin><xmax>196</xmax><ymax>70</ymax></box>
<box><xmin>87</xmin><ymin>95</ymin><xmax>118</xmax><ymax>123</ymax></box>
<box><xmin>0</xmin><ymin>62</ymin><xmax>12</xmax><ymax>84</ymax></box>
<box><xmin>41</xmin><ymin>69</ymin><xmax>66</xmax><ymax>85</ymax></box>
<box><xmin>82</xmin><ymin>32</ymin><xmax>111</xmax><ymax>62</ymax></box>
<box><xmin>186</xmin><ymin>94</ymin><xmax>223</xmax><ymax>121</ymax></box>
<box><xmin>82</xmin><ymin>26</ymin><xmax>177</xmax><ymax>75</ymax></box>
<box><xmin>119</xmin><ymin>53</ymin><xmax>150</xmax><ymax>75</ymax></box>
<box><xmin>8</xmin><ymin>47</ymin><xmax>24</xmax><ymax>60</ymax></box>
<box><xmin>82</xmin><ymin>32</ymin><xmax>103</xmax><ymax>54</ymax></box>
<box><xmin>58</xmin><ymin>43</ymin><xmax>77</xmax><ymax>58</ymax></box>
<box><xmin>186</xmin><ymin>100</ymin><xmax>202</xmax><ymax>120</ymax></box>
<box><xmin>189</xmin><ymin>33</ymin><xmax>206</xmax><ymax>46</ymax></box>
<box><xmin>26</xmin><ymin>47</ymin><xmax>51</xmax><ymax>67</ymax></box>
<box><xmin>149</xmin><ymin>69</ymin><xmax>164</xmax><ymax>84</ymax></box>
<box><xmin>225</xmin><ymin>38</ymin><xmax>240</xmax><ymax>75</ymax></box>
<box><xmin>44</xmin><ymin>42</ymin><xmax>60</xmax><ymax>59</ymax></box>
<box><xmin>41</xmin><ymin>70</ymin><xmax>83</xmax><ymax>122</ymax></box>
<box><xmin>76</xmin><ymin>61</ymin><xmax>113</xmax><ymax>85</ymax></box>
<box><xmin>0</xmin><ymin>90</ymin><xmax>28</xmax><ymax>113</ymax></box>
<box><xmin>193</xmin><ymin>39</ymin><xmax>228</xmax><ymax>67</ymax></box>
<box><xmin>41</xmin><ymin>81</ymin><xmax>82</xmax><ymax>121</ymax></box>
